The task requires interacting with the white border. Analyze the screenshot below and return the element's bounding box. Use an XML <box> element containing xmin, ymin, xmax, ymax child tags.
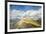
<box><xmin>7</xmin><ymin>2</ymin><xmax>43</xmax><ymax>32</ymax></box>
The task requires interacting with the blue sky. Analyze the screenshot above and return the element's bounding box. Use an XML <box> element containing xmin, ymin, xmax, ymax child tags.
<box><xmin>10</xmin><ymin>5</ymin><xmax>41</xmax><ymax>11</ymax></box>
<box><xmin>10</xmin><ymin>5</ymin><xmax>41</xmax><ymax>19</ymax></box>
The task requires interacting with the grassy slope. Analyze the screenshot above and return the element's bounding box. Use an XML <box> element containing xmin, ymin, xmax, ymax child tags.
<box><xmin>15</xmin><ymin>17</ymin><xmax>41</xmax><ymax>29</ymax></box>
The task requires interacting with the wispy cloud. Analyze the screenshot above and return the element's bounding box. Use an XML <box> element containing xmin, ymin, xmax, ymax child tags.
<box><xmin>10</xmin><ymin>5</ymin><xmax>41</xmax><ymax>20</ymax></box>
<box><xmin>10</xmin><ymin>8</ymin><xmax>41</xmax><ymax>20</ymax></box>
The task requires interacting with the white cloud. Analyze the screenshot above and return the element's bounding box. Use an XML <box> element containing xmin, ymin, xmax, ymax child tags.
<box><xmin>25</xmin><ymin>9</ymin><xmax>41</xmax><ymax>20</ymax></box>
<box><xmin>10</xmin><ymin>9</ymin><xmax>41</xmax><ymax>20</ymax></box>
<box><xmin>10</xmin><ymin>9</ymin><xmax>24</xmax><ymax>19</ymax></box>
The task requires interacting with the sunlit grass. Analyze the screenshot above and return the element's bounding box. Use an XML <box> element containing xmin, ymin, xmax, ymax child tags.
<box><xmin>14</xmin><ymin>17</ymin><xmax>41</xmax><ymax>29</ymax></box>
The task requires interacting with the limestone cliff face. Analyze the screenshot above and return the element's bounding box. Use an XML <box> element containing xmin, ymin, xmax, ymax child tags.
<box><xmin>15</xmin><ymin>17</ymin><xmax>41</xmax><ymax>29</ymax></box>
